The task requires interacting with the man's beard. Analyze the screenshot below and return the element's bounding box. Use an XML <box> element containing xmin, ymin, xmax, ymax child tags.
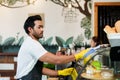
<box><xmin>33</xmin><ymin>33</ymin><xmax>43</xmax><ymax>40</ymax></box>
<box><xmin>39</xmin><ymin>35</ymin><xmax>43</xmax><ymax>38</ymax></box>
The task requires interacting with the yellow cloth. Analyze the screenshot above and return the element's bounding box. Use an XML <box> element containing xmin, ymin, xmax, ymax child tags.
<box><xmin>71</xmin><ymin>68</ymin><xmax>78</xmax><ymax>80</ymax></box>
<box><xmin>74</xmin><ymin>48</ymin><xmax>90</xmax><ymax>61</ymax></box>
<box><xmin>58</xmin><ymin>68</ymin><xmax>78</xmax><ymax>80</ymax></box>
<box><xmin>58</xmin><ymin>68</ymin><xmax>74</xmax><ymax>76</ymax></box>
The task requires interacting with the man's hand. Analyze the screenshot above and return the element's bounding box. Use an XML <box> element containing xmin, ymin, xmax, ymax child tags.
<box><xmin>58</xmin><ymin>68</ymin><xmax>74</xmax><ymax>76</ymax></box>
<box><xmin>58</xmin><ymin>68</ymin><xmax>78</xmax><ymax>80</ymax></box>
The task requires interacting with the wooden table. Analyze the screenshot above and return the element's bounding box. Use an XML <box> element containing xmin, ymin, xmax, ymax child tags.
<box><xmin>47</xmin><ymin>77</ymin><xmax>58</xmax><ymax>80</ymax></box>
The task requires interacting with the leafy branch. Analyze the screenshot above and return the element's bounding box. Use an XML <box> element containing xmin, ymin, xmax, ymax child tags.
<box><xmin>47</xmin><ymin>0</ymin><xmax>91</xmax><ymax>17</ymax></box>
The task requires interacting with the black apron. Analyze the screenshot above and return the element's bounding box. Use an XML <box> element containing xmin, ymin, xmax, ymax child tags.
<box><xmin>17</xmin><ymin>61</ymin><xmax>43</xmax><ymax>80</ymax></box>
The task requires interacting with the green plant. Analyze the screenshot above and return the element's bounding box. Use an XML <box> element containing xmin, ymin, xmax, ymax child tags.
<box><xmin>17</xmin><ymin>36</ymin><xmax>24</xmax><ymax>46</ymax></box>
<box><xmin>39</xmin><ymin>37</ymin><xmax>53</xmax><ymax>45</ymax></box>
<box><xmin>74</xmin><ymin>34</ymin><xmax>84</xmax><ymax>47</ymax></box>
<box><xmin>1</xmin><ymin>35</ymin><xmax>24</xmax><ymax>53</ymax></box>
<box><xmin>0</xmin><ymin>35</ymin><xmax>2</xmax><ymax>45</ymax></box>
<box><xmin>81</xmin><ymin>16</ymin><xmax>91</xmax><ymax>39</ymax></box>
<box><xmin>55</xmin><ymin>36</ymin><xmax>73</xmax><ymax>48</ymax></box>
<box><xmin>2</xmin><ymin>37</ymin><xmax>15</xmax><ymax>46</ymax></box>
<box><xmin>0</xmin><ymin>0</ymin><xmax>36</xmax><ymax>7</ymax></box>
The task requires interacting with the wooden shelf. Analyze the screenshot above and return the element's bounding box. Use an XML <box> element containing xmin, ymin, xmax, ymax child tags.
<box><xmin>0</xmin><ymin>53</ymin><xmax>17</xmax><ymax>56</ymax></box>
<box><xmin>0</xmin><ymin>53</ymin><xmax>18</xmax><ymax>80</ymax></box>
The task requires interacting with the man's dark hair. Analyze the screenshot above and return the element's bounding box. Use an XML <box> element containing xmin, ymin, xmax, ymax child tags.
<box><xmin>24</xmin><ymin>15</ymin><xmax>42</xmax><ymax>34</ymax></box>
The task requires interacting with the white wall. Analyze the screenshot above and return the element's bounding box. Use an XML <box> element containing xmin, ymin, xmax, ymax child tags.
<box><xmin>1</xmin><ymin>0</ymin><xmax>119</xmax><ymax>44</ymax></box>
<box><xmin>0</xmin><ymin>0</ymin><xmax>87</xmax><ymax>44</ymax></box>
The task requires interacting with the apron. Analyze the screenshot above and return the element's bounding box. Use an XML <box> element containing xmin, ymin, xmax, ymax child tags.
<box><xmin>17</xmin><ymin>61</ymin><xmax>43</xmax><ymax>80</ymax></box>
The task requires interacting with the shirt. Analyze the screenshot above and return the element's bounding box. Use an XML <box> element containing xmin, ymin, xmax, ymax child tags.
<box><xmin>15</xmin><ymin>36</ymin><xmax>47</xmax><ymax>79</ymax></box>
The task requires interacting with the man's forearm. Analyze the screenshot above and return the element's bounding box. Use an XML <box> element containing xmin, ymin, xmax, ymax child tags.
<box><xmin>42</xmin><ymin>67</ymin><xmax>58</xmax><ymax>76</ymax></box>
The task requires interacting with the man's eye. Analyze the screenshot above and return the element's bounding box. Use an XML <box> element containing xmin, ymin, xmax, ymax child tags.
<box><xmin>38</xmin><ymin>26</ymin><xmax>43</xmax><ymax>29</ymax></box>
<box><xmin>40</xmin><ymin>25</ymin><xmax>43</xmax><ymax>27</ymax></box>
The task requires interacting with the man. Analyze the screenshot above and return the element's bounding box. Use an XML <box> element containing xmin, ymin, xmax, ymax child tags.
<box><xmin>15</xmin><ymin>15</ymin><xmax>85</xmax><ymax>80</ymax></box>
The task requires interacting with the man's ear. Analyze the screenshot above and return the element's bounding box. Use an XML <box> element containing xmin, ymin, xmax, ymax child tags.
<box><xmin>28</xmin><ymin>27</ymin><xmax>32</xmax><ymax>32</ymax></box>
